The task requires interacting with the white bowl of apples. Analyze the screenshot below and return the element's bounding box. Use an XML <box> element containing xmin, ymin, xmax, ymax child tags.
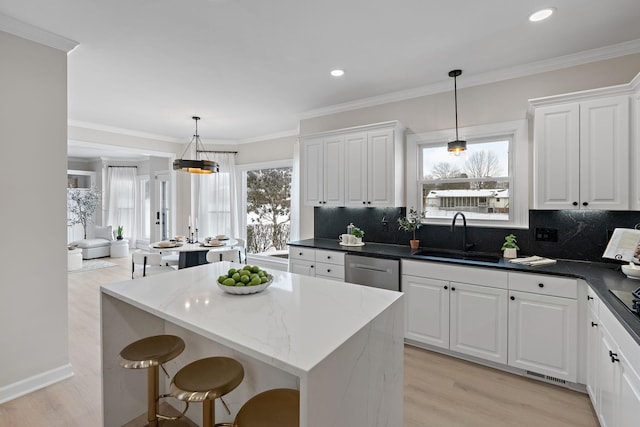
<box><xmin>217</xmin><ymin>265</ymin><xmax>273</xmax><ymax>294</ymax></box>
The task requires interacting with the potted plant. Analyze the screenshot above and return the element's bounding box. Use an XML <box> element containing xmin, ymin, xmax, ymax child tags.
<box><xmin>352</xmin><ymin>226</ymin><xmax>365</xmax><ymax>243</ymax></box>
<box><xmin>116</xmin><ymin>225</ymin><xmax>124</xmax><ymax>240</ymax></box>
<box><xmin>397</xmin><ymin>207</ymin><xmax>425</xmax><ymax>250</ymax></box>
<box><xmin>67</xmin><ymin>186</ymin><xmax>101</xmax><ymax>239</ymax></box>
<box><xmin>501</xmin><ymin>234</ymin><xmax>519</xmax><ymax>259</ymax></box>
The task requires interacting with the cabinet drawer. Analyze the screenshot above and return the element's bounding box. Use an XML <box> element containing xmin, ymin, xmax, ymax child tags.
<box><xmin>508</xmin><ymin>272</ymin><xmax>577</xmax><ymax>299</ymax></box>
<box><xmin>402</xmin><ymin>260</ymin><xmax>508</xmax><ymax>289</ymax></box>
<box><xmin>315</xmin><ymin>249</ymin><xmax>344</xmax><ymax>265</ymax></box>
<box><xmin>315</xmin><ymin>262</ymin><xmax>344</xmax><ymax>280</ymax></box>
<box><xmin>289</xmin><ymin>247</ymin><xmax>315</xmax><ymax>262</ymax></box>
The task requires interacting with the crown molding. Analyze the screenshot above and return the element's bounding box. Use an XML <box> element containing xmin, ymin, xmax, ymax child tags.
<box><xmin>299</xmin><ymin>38</ymin><xmax>640</xmax><ymax>120</ymax></box>
<box><xmin>0</xmin><ymin>13</ymin><xmax>78</xmax><ymax>53</ymax></box>
<box><xmin>68</xmin><ymin>120</ymin><xmax>182</xmax><ymax>143</ymax></box>
<box><xmin>236</xmin><ymin>128</ymin><xmax>300</xmax><ymax>145</ymax></box>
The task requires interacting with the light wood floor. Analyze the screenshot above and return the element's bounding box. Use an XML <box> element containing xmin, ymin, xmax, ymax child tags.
<box><xmin>0</xmin><ymin>257</ymin><xmax>600</xmax><ymax>427</ymax></box>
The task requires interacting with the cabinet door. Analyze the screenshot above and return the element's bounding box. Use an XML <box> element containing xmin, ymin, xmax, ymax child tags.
<box><xmin>597</xmin><ymin>325</ymin><xmax>618</xmax><ymax>427</ymax></box>
<box><xmin>403</xmin><ymin>275</ymin><xmax>449</xmax><ymax>349</ymax></box>
<box><xmin>579</xmin><ymin>96</ymin><xmax>629</xmax><ymax>210</ymax></box>
<box><xmin>344</xmin><ymin>132</ymin><xmax>368</xmax><ymax>206</ymax></box>
<box><xmin>302</xmin><ymin>138</ymin><xmax>324</xmax><ymax>206</ymax></box>
<box><xmin>533</xmin><ymin>103</ymin><xmax>580</xmax><ymax>209</ymax></box>
<box><xmin>323</xmin><ymin>136</ymin><xmax>345</xmax><ymax>206</ymax></box>
<box><xmin>289</xmin><ymin>259</ymin><xmax>315</xmax><ymax>277</ymax></box>
<box><xmin>367</xmin><ymin>129</ymin><xmax>395</xmax><ymax>206</ymax></box>
<box><xmin>586</xmin><ymin>309</ymin><xmax>600</xmax><ymax>405</ymax></box>
<box><xmin>508</xmin><ymin>291</ymin><xmax>578</xmax><ymax>381</ymax></box>
<box><xmin>450</xmin><ymin>282</ymin><xmax>508</xmax><ymax>364</ymax></box>
<box><xmin>617</xmin><ymin>349</ymin><xmax>640</xmax><ymax>427</ymax></box>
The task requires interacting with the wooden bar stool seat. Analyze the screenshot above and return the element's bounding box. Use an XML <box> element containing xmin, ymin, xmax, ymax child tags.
<box><xmin>170</xmin><ymin>357</ymin><xmax>244</xmax><ymax>427</ymax></box>
<box><xmin>119</xmin><ymin>334</ymin><xmax>186</xmax><ymax>427</ymax></box>
<box><xmin>233</xmin><ymin>388</ymin><xmax>299</xmax><ymax>427</ymax></box>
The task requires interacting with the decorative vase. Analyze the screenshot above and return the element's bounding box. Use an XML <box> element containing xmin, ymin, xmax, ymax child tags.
<box><xmin>503</xmin><ymin>248</ymin><xmax>517</xmax><ymax>259</ymax></box>
<box><xmin>410</xmin><ymin>240</ymin><xmax>420</xmax><ymax>250</ymax></box>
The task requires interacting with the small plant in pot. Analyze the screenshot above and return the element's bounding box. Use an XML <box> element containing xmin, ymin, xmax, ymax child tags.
<box><xmin>116</xmin><ymin>225</ymin><xmax>124</xmax><ymax>240</ymax></box>
<box><xmin>397</xmin><ymin>208</ymin><xmax>426</xmax><ymax>250</ymax></box>
<box><xmin>351</xmin><ymin>226</ymin><xmax>365</xmax><ymax>241</ymax></box>
<box><xmin>501</xmin><ymin>234</ymin><xmax>519</xmax><ymax>259</ymax></box>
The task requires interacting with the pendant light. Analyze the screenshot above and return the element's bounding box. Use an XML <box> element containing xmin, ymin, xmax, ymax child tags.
<box><xmin>447</xmin><ymin>69</ymin><xmax>466</xmax><ymax>155</ymax></box>
<box><xmin>173</xmin><ymin>116</ymin><xmax>219</xmax><ymax>174</ymax></box>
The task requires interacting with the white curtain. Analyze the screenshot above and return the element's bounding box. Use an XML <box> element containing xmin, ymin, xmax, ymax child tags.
<box><xmin>197</xmin><ymin>153</ymin><xmax>239</xmax><ymax>239</ymax></box>
<box><xmin>105</xmin><ymin>166</ymin><xmax>137</xmax><ymax>247</ymax></box>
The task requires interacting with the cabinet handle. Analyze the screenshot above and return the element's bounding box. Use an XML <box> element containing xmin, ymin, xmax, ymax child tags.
<box><xmin>587</xmin><ymin>296</ymin><xmax>593</xmax><ymax>301</ymax></box>
<box><xmin>327</xmin><ymin>256</ymin><xmax>331</xmax><ymax>259</ymax></box>
<box><xmin>451</xmin><ymin>287</ymin><xmax>456</xmax><ymax>291</ymax></box>
<box><xmin>538</xmin><ymin>283</ymin><xmax>544</xmax><ymax>288</ymax></box>
<box><xmin>444</xmin><ymin>285</ymin><xmax>448</xmax><ymax>290</ymax></box>
<box><xmin>591</xmin><ymin>322</ymin><xmax>598</xmax><ymax>327</ymax></box>
<box><xmin>573</xmin><ymin>201</ymin><xmax>578</xmax><ymax>206</ymax></box>
<box><xmin>310</xmin><ymin>265</ymin><xmax>314</xmax><ymax>268</ymax></box>
<box><xmin>299</xmin><ymin>252</ymin><xmax>303</xmax><ymax>256</ymax></box>
<box><xmin>327</xmin><ymin>269</ymin><xmax>331</xmax><ymax>273</ymax></box>
<box><xmin>582</xmin><ymin>202</ymin><xmax>588</xmax><ymax>206</ymax></box>
<box><xmin>367</xmin><ymin>201</ymin><xmax>371</xmax><ymax>204</ymax></box>
<box><xmin>510</xmin><ymin>296</ymin><xmax>515</xmax><ymax>301</ymax></box>
<box><xmin>362</xmin><ymin>201</ymin><xmax>366</xmax><ymax>205</ymax></box>
<box><xmin>609</xmin><ymin>350</ymin><xmax>619</xmax><ymax>363</ymax></box>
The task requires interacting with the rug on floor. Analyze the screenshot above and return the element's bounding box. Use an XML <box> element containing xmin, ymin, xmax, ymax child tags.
<box><xmin>71</xmin><ymin>259</ymin><xmax>118</xmax><ymax>273</ymax></box>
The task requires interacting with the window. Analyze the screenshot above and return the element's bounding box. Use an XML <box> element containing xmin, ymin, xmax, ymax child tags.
<box><xmin>421</xmin><ymin>138</ymin><xmax>511</xmax><ymax>221</ymax></box>
<box><xmin>406</xmin><ymin>120</ymin><xmax>528</xmax><ymax>227</ymax></box>
<box><xmin>136</xmin><ymin>175</ymin><xmax>150</xmax><ymax>242</ymax></box>
<box><xmin>237</xmin><ymin>160</ymin><xmax>295</xmax><ymax>262</ymax></box>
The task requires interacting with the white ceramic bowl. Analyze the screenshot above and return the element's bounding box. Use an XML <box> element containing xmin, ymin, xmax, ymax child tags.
<box><xmin>217</xmin><ymin>276</ymin><xmax>273</xmax><ymax>295</ymax></box>
<box><xmin>621</xmin><ymin>263</ymin><xmax>640</xmax><ymax>280</ymax></box>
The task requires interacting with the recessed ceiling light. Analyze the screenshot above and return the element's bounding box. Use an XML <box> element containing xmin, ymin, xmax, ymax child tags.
<box><xmin>529</xmin><ymin>8</ymin><xmax>554</xmax><ymax>22</ymax></box>
<box><xmin>330</xmin><ymin>69</ymin><xmax>345</xmax><ymax>77</ymax></box>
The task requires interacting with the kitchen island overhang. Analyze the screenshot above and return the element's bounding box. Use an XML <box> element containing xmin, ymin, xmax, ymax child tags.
<box><xmin>100</xmin><ymin>262</ymin><xmax>404</xmax><ymax>426</ymax></box>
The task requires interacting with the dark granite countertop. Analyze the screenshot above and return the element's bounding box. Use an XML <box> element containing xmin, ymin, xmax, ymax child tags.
<box><xmin>289</xmin><ymin>238</ymin><xmax>640</xmax><ymax>345</ymax></box>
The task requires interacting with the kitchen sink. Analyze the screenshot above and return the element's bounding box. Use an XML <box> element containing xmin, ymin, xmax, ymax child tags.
<box><xmin>412</xmin><ymin>248</ymin><xmax>502</xmax><ymax>264</ymax></box>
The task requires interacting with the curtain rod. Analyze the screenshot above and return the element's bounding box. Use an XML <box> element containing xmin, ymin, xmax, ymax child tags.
<box><xmin>196</xmin><ymin>150</ymin><xmax>238</xmax><ymax>154</ymax></box>
<box><xmin>107</xmin><ymin>165</ymin><xmax>138</xmax><ymax>168</ymax></box>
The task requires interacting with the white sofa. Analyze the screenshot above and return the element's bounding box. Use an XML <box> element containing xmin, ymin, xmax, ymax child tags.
<box><xmin>70</xmin><ymin>225</ymin><xmax>113</xmax><ymax>259</ymax></box>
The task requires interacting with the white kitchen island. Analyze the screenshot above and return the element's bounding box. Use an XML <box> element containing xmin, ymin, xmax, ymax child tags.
<box><xmin>100</xmin><ymin>261</ymin><xmax>404</xmax><ymax>427</ymax></box>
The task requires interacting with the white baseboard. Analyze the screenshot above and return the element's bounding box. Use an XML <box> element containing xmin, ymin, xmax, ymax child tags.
<box><xmin>0</xmin><ymin>364</ymin><xmax>74</xmax><ymax>404</ymax></box>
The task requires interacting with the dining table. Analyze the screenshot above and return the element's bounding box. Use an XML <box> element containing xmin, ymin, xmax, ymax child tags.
<box><xmin>149</xmin><ymin>238</ymin><xmax>238</xmax><ymax>269</ymax></box>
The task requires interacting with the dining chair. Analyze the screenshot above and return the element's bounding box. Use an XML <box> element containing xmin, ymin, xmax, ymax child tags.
<box><xmin>132</xmin><ymin>251</ymin><xmax>176</xmax><ymax>278</ymax></box>
<box><xmin>233</xmin><ymin>238</ymin><xmax>247</xmax><ymax>264</ymax></box>
<box><xmin>206</xmin><ymin>248</ymin><xmax>242</xmax><ymax>263</ymax></box>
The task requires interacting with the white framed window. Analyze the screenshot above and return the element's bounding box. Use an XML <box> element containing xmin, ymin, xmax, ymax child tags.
<box><xmin>236</xmin><ymin>159</ymin><xmax>295</xmax><ymax>266</ymax></box>
<box><xmin>136</xmin><ymin>175</ymin><xmax>150</xmax><ymax>243</ymax></box>
<box><xmin>406</xmin><ymin>120</ymin><xmax>529</xmax><ymax>228</ymax></box>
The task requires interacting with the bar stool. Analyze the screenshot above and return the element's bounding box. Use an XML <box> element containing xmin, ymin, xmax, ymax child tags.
<box><xmin>119</xmin><ymin>334</ymin><xmax>186</xmax><ymax>427</ymax></box>
<box><xmin>170</xmin><ymin>357</ymin><xmax>244</xmax><ymax>427</ymax></box>
<box><xmin>233</xmin><ymin>388</ymin><xmax>299</xmax><ymax>427</ymax></box>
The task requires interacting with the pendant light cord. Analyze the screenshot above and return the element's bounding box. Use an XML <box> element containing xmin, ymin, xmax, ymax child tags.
<box><xmin>454</xmin><ymin>74</ymin><xmax>459</xmax><ymax>141</ymax></box>
<box><xmin>178</xmin><ymin>116</ymin><xmax>211</xmax><ymax>161</ymax></box>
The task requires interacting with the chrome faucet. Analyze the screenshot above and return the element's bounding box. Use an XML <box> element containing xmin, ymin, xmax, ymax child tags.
<box><xmin>451</xmin><ymin>212</ymin><xmax>474</xmax><ymax>252</ymax></box>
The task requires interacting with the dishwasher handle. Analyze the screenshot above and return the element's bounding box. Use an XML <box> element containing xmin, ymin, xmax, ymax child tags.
<box><xmin>351</xmin><ymin>264</ymin><xmax>392</xmax><ymax>274</ymax></box>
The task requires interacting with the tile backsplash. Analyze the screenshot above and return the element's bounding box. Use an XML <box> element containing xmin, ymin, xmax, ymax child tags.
<box><xmin>314</xmin><ymin>207</ymin><xmax>640</xmax><ymax>263</ymax></box>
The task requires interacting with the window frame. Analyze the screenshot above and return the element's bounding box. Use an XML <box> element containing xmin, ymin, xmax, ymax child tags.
<box><xmin>406</xmin><ymin>120</ymin><xmax>529</xmax><ymax>228</ymax></box>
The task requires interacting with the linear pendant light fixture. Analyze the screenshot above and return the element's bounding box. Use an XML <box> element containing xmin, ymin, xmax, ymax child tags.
<box><xmin>447</xmin><ymin>69</ymin><xmax>466</xmax><ymax>155</ymax></box>
<box><xmin>173</xmin><ymin>116</ymin><xmax>219</xmax><ymax>174</ymax></box>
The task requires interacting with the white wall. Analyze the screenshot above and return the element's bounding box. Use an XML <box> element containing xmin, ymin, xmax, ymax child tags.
<box><xmin>297</xmin><ymin>53</ymin><xmax>640</xmax><ymax>237</ymax></box>
<box><xmin>0</xmin><ymin>31</ymin><xmax>72</xmax><ymax>402</ymax></box>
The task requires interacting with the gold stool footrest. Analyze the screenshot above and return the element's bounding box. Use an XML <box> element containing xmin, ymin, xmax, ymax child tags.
<box><xmin>156</xmin><ymin>393</ymin><xmax>190</xmax><ymax>421</ymax></box>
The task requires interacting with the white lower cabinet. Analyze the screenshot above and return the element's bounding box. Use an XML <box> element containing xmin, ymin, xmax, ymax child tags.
<box><xmin>404</xmin><ymin>275</ymin><xmax>449</xmax><ymax>348</ymax></box>
<box><xmin>402</xmin><ymin>260</ymin><xmax>508</xmax><ymax>364</ymax></box>
<box><xmin>507</xmin><ymin>290</ymin><xmax>577</xmax><ymax>381</ymax></box>
<box><xmin>450</xmin><ymin>282</ymin><xmax>508</xmax><ymax>364</ymax></box>
<box><xmin>288</xmin><ymin>248</ymin><xmax>345</xmax><ymax>281</ymax></box>
<box><xmin>587</xmin><ymin>296</ymin><xmax>640</xmax><ymax>427</ymax></box>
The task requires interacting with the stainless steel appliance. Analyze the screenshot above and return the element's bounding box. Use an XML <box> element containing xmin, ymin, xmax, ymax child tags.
<box><xmin>345</xmin><ymin>254</ymin><xmax>400</xmax><ymax>292</ymax></box>
<box><xmin>610</xmin><ymin>287</ymin><xmax>640</xmax><ymax>317</ymax></box>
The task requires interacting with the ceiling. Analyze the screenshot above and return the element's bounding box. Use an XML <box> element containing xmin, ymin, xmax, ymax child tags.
<box><xmin>3</xmin><ymin>0</ymin><xmax>640</xmax><ymax>150</ymax></box>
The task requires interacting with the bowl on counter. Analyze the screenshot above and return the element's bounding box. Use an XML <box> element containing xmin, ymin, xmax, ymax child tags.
<box><xmin>621</xmin><ymin>263</ymin><xmax>640</xmax><ymax>280</ymax></box>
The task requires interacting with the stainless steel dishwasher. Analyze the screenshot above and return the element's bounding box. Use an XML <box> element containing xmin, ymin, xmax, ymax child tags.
<box><xmin>344</xmin><ymin>254</ymin><xmax>400</xmax><ymax>291</ymax></box>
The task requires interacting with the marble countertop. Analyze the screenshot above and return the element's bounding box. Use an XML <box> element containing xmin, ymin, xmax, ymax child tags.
<box><xmin>100</xmin><ymin>261</ymin><xmax>403</xmax><ymax>376</ymax></box>
<box><xmin>289</xmin><ymin>238</ymin><xmax>640</xmax><ymax>345</ymax></box>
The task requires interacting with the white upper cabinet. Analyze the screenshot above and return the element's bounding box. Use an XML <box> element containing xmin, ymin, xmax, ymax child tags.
<box><xmin>302</xmin><ymin>121</ymin><xmax>405</xmax><ymax>207</ymax></box>
<box><xmin>531</xmin><ymin>75</ymin><xmax>638</xmax><ymax>210</ymax></box>
<box><xmin>302</xmin><ymin>135</ymin><xmax>345</xmax><ymax>206</ymax></box>
<box><xmin>532</xmin><ymin>95</ymin><xmax>629</xmax><ymax>210</ymax></box>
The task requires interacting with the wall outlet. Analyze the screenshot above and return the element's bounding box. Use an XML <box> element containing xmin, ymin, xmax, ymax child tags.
<box><xmin>535</xmin><ymin>227</ymin><xmax>558</xmax><ymax>242</ymax></box>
